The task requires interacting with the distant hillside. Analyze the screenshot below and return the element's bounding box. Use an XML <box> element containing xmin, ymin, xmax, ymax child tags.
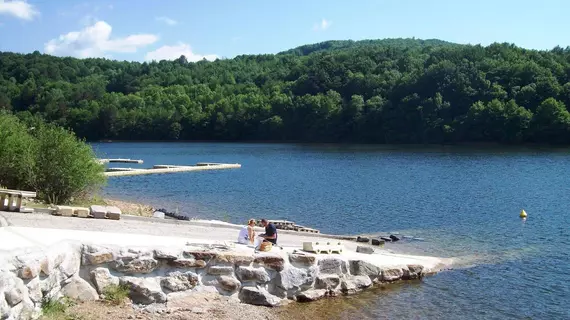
<box><xmin>279</xmin><ymin>38</ymin><xmax>459</xmax><ymax>56</ymax></box>
<box><xmin>1</xmin><ymin>38</ymin><xmax>570</xmax><ymax>144</ymax></box>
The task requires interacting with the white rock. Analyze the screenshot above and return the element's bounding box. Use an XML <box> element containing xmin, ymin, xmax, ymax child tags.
<box><xmin>236</xmin><ymin>266</ymin><xmax>270</xmax><ymax>283</ymax></box>
<box><xmin>207</xmin><ymin>266</ymin><xmax>234</xmax><ymax>275</ymax></box>
<box><xmin>90</xmin><ymin>267</ymin><xmax>120</xmax><ymax>294</ymax></box>
<box><xmin>238</xmin><ymin>287</ymin><xmax>281</xmax><ymax>307</ymax></box>
<box><xmin>296</xmin><ymin>289</ymin><xmax>328</xmax><ymax>302</ymax></box>
<box><xmin>341</xmin><ymin>275</ymin><xmax>372</xmax><ymax>294</ymax></box>
<box><xmin>315</xmin><ymin>274</ymin><xmax>341</xmax><ymax>289</ymax></box>
<box><xmin>279</xmin><ymin>265</ymin><xmax>316</xmax><ymax>291</ymax></box>
<box><xmin>120</xmin><ymin>277</ymin><xmax>166</xmax><ymax>304</ymax></box>
<box><xmin>160</xmin><ymin>271</ymin><xmax>198</xmax><ymax>292</ymax></box>
<box><xmin>154</xmin><ymin>248</ymin><xmax>180</xmax><ymax>260</ymax></box>
<box><xmin>317</xmin><ymin>257</ymin><xmax>348</xmax><ymax>274</ymax></box>
<box><xmin>5</xmin><ymin>286</ymin><xmax>24</xmax><ymax>306</ymax></box>
<box><xmin>61</xmin><ymin>276</ymin><xmax>99</xmax><ymax>301</ymax></box>
<box><xmin>58</xmin><ymin>248</ymin><xmax>81</xmax><ymax>279</ymax></box>
<box><xmin>382</xmin><ymin>268</ymin><xmax>404</xmax><ymax>282</ymax></box>
<box><xmin>153</xmin><ymin>211</ymin><xmax>165</xmax><ymax>219</ymax></box>
<box><xmin>0</xmin><ymin>295</ymin><xmax>9</xmax><ymax>319</ymax></box>
<box><xmin>26</xmin><ymin>277</ymin><xmax>43</xmax><ymax>304</ymax></box>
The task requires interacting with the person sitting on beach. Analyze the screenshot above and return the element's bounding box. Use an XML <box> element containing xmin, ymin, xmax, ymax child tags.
<box><xmin>237</xmin><ymin>219</ymin><xmax>256</xmax><ymax>245</ymax></box>
<box><xmin>258</xmin><ymin>219</ymin><xmax>277</xmax><ymax>245</ymax></box>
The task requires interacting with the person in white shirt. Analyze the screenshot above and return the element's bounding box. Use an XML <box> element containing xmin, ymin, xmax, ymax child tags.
<box><xmin>237</xmin><ymin>219</ymin><xmax>256</xmax><ymax>245</ymax></box>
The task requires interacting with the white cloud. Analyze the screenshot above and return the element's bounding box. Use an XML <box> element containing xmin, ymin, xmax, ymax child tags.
<box><xmin>313</xmin><ymin>18</ymin><xmax>332</xmax><ymax>31</ymax></box>
<box><xmin>0</xmin><ymin>0</ymin><xmax>39</xmax><ymax>20</ymax></box>
<box><xmin>156</xmin><ymin>16</ymin><xmax>177</xmax><ymax>26</ymax></box>
<box><xmin>145</xmin><ymin>43</ymin><xmax>218</xmax><ymax>62</ymax></box>
<box><xmin>44</xmin><ymin>21</ymin><xmax>158</xmax><ymax>58</ymax></box>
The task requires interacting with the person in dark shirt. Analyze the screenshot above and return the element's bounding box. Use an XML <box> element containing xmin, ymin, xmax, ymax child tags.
<box><xmin>259</xmin><ymin>219</ymin><xmax>277</xmax><ymax>245</ymax></box>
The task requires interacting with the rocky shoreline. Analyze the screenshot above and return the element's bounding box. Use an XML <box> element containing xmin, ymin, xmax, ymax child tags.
<box><xmin>0</xmin><ymin>238</ymin><xmax>444</xmax><ymax>319</ymax></box>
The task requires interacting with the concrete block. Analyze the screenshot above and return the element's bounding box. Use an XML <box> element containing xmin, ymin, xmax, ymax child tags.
<box><xmin>303</xmin><ymin>241</ymin><xmax>344</xmax><ymax>254</ymax></box>
<box><xmin>74</xmin><ymin>207</ymin><xmax>90</xmax><ymax>218</ymax></box>
<box><xmin>106</xmin><ymin>206</ymin><xmax>121</xmax><ymax>220</ymax></box>
<box><xmin>56</xmin><ymin>205</ymin><xmax>74</xmax><ymax>217</ymax></box>
<box><xmin>90</xmin><ymin>205</ymin><xmax>107</xmax><ymax>219</ymax></box>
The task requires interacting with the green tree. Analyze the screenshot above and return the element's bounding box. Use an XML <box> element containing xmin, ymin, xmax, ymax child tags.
<box><xmin>32</xmin><ymin>123</ymin><xmax>106</xmax><ymax>204</ymax></box>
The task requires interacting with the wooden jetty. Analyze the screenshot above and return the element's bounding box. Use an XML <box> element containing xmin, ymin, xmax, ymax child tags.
<box><xmin>104</xmin><ymin>163</ymin><xmax>241</xmax><ymax>176</ymax></box>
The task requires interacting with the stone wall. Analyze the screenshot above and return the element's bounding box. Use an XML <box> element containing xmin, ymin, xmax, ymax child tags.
<box><xmin>0</xmin><ymin>241</ymin><xmax>431</xmax><ymax>319</ymax></box>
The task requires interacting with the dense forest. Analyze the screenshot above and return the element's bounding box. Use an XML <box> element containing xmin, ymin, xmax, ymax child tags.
<box><xmin>2</xmin><ymin>38</ymin><xmax>570</xmax><ymax>144</ymax></box>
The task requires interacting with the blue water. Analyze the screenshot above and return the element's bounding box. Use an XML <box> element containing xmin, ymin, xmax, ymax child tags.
<box><xmin>92</xmin><ymin>142</ymin><xmax>570</xmax><ymax>319</ymax></box>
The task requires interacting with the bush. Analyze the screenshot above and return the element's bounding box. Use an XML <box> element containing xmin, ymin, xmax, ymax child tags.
<box><xmin>32</xmin><ymin>123</ymin><xmax>106</xmax><ymax>204</ymax></box>
<box><xmin>0</xmin><ymin>113</ymin><xmax>106</xmax><ymax>204</ymax></box>
<box><xmin>0</xmin><ymin>113</ymin><xmax>37</xmax><ymax>189</ymax></box>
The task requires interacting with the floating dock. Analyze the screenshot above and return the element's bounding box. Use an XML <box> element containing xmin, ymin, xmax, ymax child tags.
<box><xmin>104</xmin><ymin>163</ymin><xmax>241</xmax><ymax>176</ymax></box>
<box><xmin>97</xmin><ymin>158</ymin><xmax>144</xmax><ymax>164</ymax></box>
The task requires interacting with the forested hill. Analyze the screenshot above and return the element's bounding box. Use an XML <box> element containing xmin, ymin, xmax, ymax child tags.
<box><xmin>2</xmin><ymin>38</ymin><xmax>570</xmax><ymax>144</ymax></box>
<box><xmin>279</xmin><ymin>38</ymin><xmax>458</xmax><ymax>56</ymax></box>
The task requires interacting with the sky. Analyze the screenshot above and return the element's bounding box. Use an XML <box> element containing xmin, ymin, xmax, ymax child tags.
<box><xmin>0</xmin><ymin>0</ymin><xmax>568</xmax><ymax>62</ymax></box>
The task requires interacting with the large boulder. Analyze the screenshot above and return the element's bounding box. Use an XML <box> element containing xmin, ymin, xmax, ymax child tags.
<box><xmin>26</xmin><ymin>278</ymin><xmax>43</xmax><ymax>304</ymax></box>
<box><xmin>110</xmin><ymin>257</ymin><xmax>159</xmax><ymax>274</ymax></box>
<box><xmin>402</xmin><ymin>264</ymin><xmax>424</xmax><ymax>280</ymax></box>
<box><xmin>341</xmin><ymin>275</ymin><xmax>372</xmax><ymax>294</ymax></box>
<box><xmin>217</xmin><ymin>276</ymin><xmax>241</xmax><ymax>293</ymax></box>
<box><xmin>236</xmin><ymin>266</ymin><xmax>271</xmax><ymax>283</ymax></box>
<box><xmin>381</xmin><ymin>268</ymin><xmax>404</xmax><ymax>282</ymax></box>
<box><xmin>61</xmin><ymin>276</ymin><xmax>99</xmax><ymax>301</ymax></box>
<box><xmin>82</xmin><ymin>245</ymin><xmax>115</xmax><ymax>265</ymax></box>
<box><xmin>315</xmin><ymin>274</ymin><xmax>341</xmax><ymax>290</ymax></box>
<box><xmin>90</xmin><ymin>267</ymin><xmax>120</xmax><ymax>294</ymax></box>
<box><xmin>5</xmin><ymin>286</ymin><xmax>24</xmax><ymax>306</ymax></box>
<box><xmin>318</xmin><ymin>257</ymin><xmax>348</xmax><ymax>274</ymax></box>
<box><xmin>296</xmin><ymin>289</ymin><xmax>328</xmax><ymax>302</ymax></box>
<box><xmin>161</xmin><ymin>271</ymin><xmax>198</xmax><ymax>292</ymax></box>
<box><xmin>254</xmin><ymin>254</ymin><xmax>285</xmax><ymax>272</ymax></box>
<box><xmin>278</xmin><ymin>266</ymin><xmax>316</xmax><ymax>291</ymax></box>
<box><xmin>58</xmin><ymin>249</ymin><xmax>81</xmax><ymax>278</ymax></box>
<box><xmin>182</xmin><ymin>250</ymin><xmax>218</xmax><ymax>263</ymax></box>
<box><xmin>0</xmin><ymin>295</ymin><xmax>10</xmax><ymax>319</ymax></box>
<box><xmin>14</xmin><ymin>252</ymin><xmax>41</xmax><ymax>279</ymax></box>
<box><xmin>214</xmin><ymin>253</ymin><xmax>254</xmax><ymax>266</ymax></box>
<box><xmin>207</xmin><ymin>266</ymin><xmax>234</xmax><ymax>275</ymax></box>
<box><xmin>239</xmin><ymin>287</ymin><xmax>281</xmax><ymax>307</ymax></box>
<box><xmin>120</xmin><ymin>277</ymin><xmax>167</xmax><ymax>304</ymax></box>
<box><xmin>168</xmin><ymin>258</ymin><xmax>207</xmax><ymax>268</ymax></box>
<box><xmin>154</xmin><ymin>248</ymin><xmax>181</xmax><ymax>260</ymax></box>
<box><xmin>288</xmin><ymin>253</ymin><xmax>316</xmax><ymax>267</ymax></box>
<box><xmin>349</xmin><ymin>260</ymin><xmax>381</xmax><ymax>280</ymax></box>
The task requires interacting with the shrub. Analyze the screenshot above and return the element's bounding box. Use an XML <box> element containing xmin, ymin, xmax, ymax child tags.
<box><xmin>0</xmin><ymin>113</ymin><xmax>37</xmax><ymax>189</ymax></box>
<box><xmin>32</xmin><ymin>122</ymin><xmax>106</xmax><ymax>204</ymax></box>
<box><xmin>0</xmin><ymin>113</ymin><xmax>106</xmax><ymax>204</ymax></box>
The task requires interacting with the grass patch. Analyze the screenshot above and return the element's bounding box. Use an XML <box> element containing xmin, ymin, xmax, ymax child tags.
<box><xmin>41</xmin><ymin>297</ymin><xmax>69</xmax><ymax>316</ymax></box>
<box><xmin>40</xmin><ymin>297</ymin><xmax>86</xmax><ymax>320</ymax></box>
<box><xmin>102</xmin><ymin>284</ymin><xmax>130</xmax><ymax>305</ymax></box>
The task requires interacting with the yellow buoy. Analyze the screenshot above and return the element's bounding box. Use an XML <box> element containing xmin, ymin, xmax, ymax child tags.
<box><xmin>520</xmin><ymin>209</ymin><xmax>527</xmax><ymax>218</ymax></box>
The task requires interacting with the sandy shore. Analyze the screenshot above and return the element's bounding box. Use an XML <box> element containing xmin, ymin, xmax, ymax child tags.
<box><xmin>103</xmin><ymin>198</ymin><xmax>155</xmax><ymax>217</ymax></box>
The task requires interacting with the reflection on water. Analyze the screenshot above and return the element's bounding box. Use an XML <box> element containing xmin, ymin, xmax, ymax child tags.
<box><xmin>94</xmin><ymin>142</ymin><xmax>570</xmax><ymax>320</ymax></box>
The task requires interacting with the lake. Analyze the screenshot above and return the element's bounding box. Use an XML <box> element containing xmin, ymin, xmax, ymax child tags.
<box><xmin>92</xmin><ymin>142</ymin><xmax>570</xmax><ymax>320</ymax></box>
